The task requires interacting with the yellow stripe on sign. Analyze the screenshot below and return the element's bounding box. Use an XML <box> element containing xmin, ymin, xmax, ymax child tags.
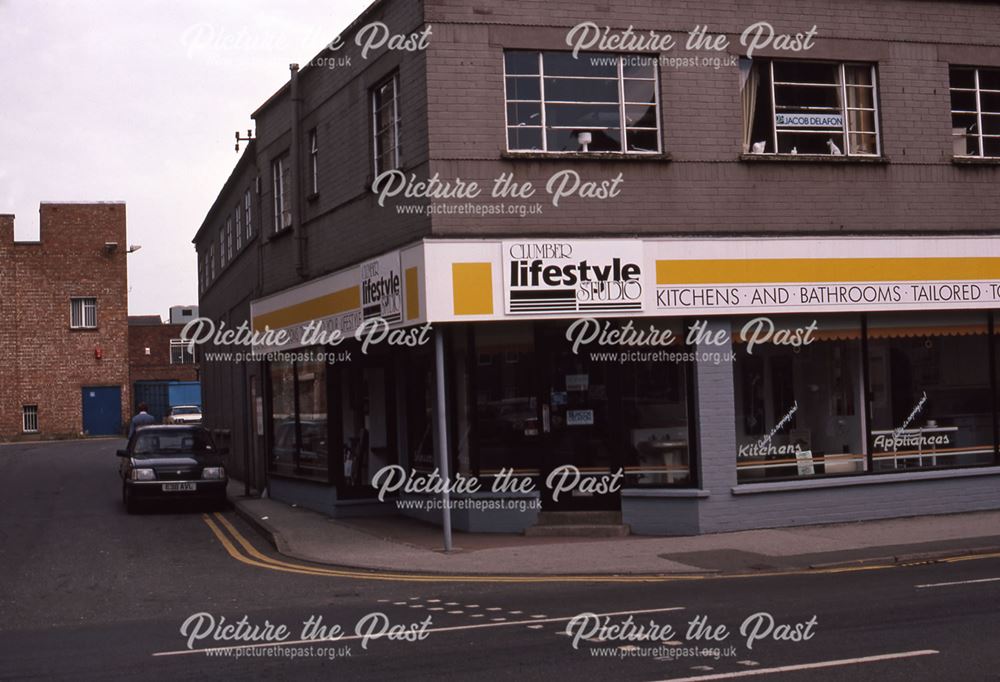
<box><xmin>252</xmin><ymin>285</ymin><xmax>360</xmax><ymax>331</ymax></box>
<box><xmin>656</xmin><ymin>257</ymin><xmax>1000</xmax><ymax>286</ymax></box>
<box><xmin>405</xmin><ymin>266</ymin><xmax>420</xmax><ymax>321</ymax></box>
<box><xmin>452</xmin><ymin>263</ymin><xmax>493</xmax><ymax>315</ymax></box>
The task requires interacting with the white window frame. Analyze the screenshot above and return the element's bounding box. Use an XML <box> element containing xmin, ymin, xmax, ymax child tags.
<box><xmin>371</xmin><ymin>74</ymin><xmax>401</xmax><ymax>175</ymax></box>
<box><xmin>244</xmin><ymin>188</ymin><xmax>253</xmax><ymax>240</ymax></box>
<box><xmin>225</xmin><ymin>217</ymin><xmax>233</xmax><ymax>263</ymax></box>
<box><xmin>309</xmin><ymin>129</ymin><xmax>319</xmax><ymax>194</ymax></box>
<box><xmin>755</xmin><ymin>60</ymin><xmax>880</xmax><ymax>157</ymax></box>
<box><xmin>170</xmin><ymin>338</ymin><xmax>196</xmax><ymax>365</ymax></box>
<box><xmin>272</xmin><ymin>155</ymin><xmax>290</xmax><ymax>232</ymax></box>
<box><xmin>502</xmin><ymin>51</ymin><xmax>662</xmax><ymax>155</ymax></box>
<box><xmin>235</xmin><ymin>204</ymin><xmax>242</xmax><ymax>251</ymax></box>
<box><xmin>22</xmin><ymin>405</ymin><xmax>38</xmax><ymax>433</ymax></box>
<box><xmin>70</xmin><ymin>297</ymin><xmax>97</xmax><ymax>329</ymax></box>
<box><xmin>209</xmin><ymin>244</ymin><xmax>216</xmax><ymax>280</ymax></box>
<box><xmin>951</xmin><ymin>66</ymin><xmax>1000</xmax><ymax>158</ymax></box>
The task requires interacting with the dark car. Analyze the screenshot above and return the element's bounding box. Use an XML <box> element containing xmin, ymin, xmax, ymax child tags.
<box><xmin>117</xmin><ymin>425</ymin><xmax>228</xmax><ymax>513</ymax></box>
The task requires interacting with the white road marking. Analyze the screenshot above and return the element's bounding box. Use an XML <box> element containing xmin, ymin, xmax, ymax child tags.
<box><xmin>447</xmin><ymin>610</ymin><xmax>464</xmax><ymax>614</ymax></box>
<box><xmin>651</xmin><ymin>650</ymin><xmax>939</xmax><ymax>681</ymax></box>
<box><xmin>490</xmin><ymin>617</ymin><xmax>507</xmax><ymax>622</ymax></box>
<box><xmin>526</xmin><ymin>625</ymin><xmax>544</xmax><ymax>630</ymax></box>
<box><xmin>530</xmin><ymin>614</ymin><xmax>547</xmax><ymax>619</ymax></box>
<box><xmin>486</xmin><ymin>607</ymin><xmax>502</xmax><ymax>611</ymax></box>
<box><xmin>736</xmin><ymin>661</ymin><xmax>759</xmax><ymax>667</ymax></box>
<box><xmin>152</xmin><ymin>606</ymin><xmax>685</xmax><ymax>658</ymax></box>
<box><xmin>427</xmin><ymin>599</ymin><xmax>441</xmax><ymax>603</ymax></box>
<box><xmin>509</xmin><ymin>610</ymin><xmax>523</xmax><ymax>615</ymax></box>
<box><xmin>465</xmin><ymin>604</ymin><xmax>480</xmax><ymax>608</ymax></box>
<box><xmin>470</xmin><ymin>614</ymin><xmax>485</xmax><ymax>618</ymax></box>
<box><xmin>428</xmin><ymin>607</ymin><xmax>444</xmax><ymax>611</ymax></box>
<box><xmin>916</xmin><ymin>576</ymin><xmax>1000</xmax><ymax>589</ymax></box>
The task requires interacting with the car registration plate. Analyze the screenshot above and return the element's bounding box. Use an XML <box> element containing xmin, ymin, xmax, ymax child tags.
<box><xmin>162</xmin><ymin>482</ymin><xmax>197</xmax><ymax>492</ymax></box>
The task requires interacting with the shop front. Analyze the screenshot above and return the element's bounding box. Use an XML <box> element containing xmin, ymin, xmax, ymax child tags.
<box><xmin>250</xmin><ymin>236</ymin><xmax>1000</xmax><ymax>534</ymax></box>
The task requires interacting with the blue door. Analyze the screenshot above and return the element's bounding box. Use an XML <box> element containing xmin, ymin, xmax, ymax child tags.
<box><xmin>82</xmin><ymin>386</ymin><xmax>122</xmax><ymax>436</ymax></box>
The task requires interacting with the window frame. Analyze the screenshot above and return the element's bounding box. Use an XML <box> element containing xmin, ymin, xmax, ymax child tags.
<box><xmin>950</xmin><ymin>65</ymin><xmax>1000</xmax><ymax>159</ymax></box>
<box><xmin>502</xmin><ymin>51</ymin><xmax>663</xmax><ymax>155</ymax></box>
<box><xmin>749</xmin><ymin>59</ymin><xmax>881</xmax><ymax>158</ymax></box>
<box><xmin>371</xmin><ymin>73</ymin><xmax>401</xmax><ymax>175</ymax></box>
<box><xmin>22</xmin><ymin>405</ymin><xmax>38</xmax><ymax>433</ymax></box>
<box><xmin>308</xmin><ymin>128</ymin><xmax>319</xmax><ymax>195</ymax></box>
<box><xmin>235</xmin><ymin>204</ymin><xmax>242</xmax><ymax>251</ymax></box>
<box><xmin>70</xmin><ymin>297</ymin><xmax>97</xmax><ymax>329</ymax></box>
<box><xmin>272</xmin><ymin>154</ymin><xmax>290</xmax><ymax>233</ymax></box>
<box><xmin>170</xmin><ymin>338</ymin><xmax>196</xmax><ymax>365</ymax></box>
<box><xmin>244</xmin><ymin>188</ymin><xmax>253</xmax><ymax>240</ymax></box>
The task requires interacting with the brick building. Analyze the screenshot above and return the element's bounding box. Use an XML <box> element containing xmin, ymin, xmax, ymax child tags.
<box><xmin>196</xmin><ymin>0</ymin><xmax>1000</xmax><ymax>534</ymax></box>
<box><xmin>1</xmin><ymin>203</ymin><xmax>130</xmax><ymax>439</ymax></box>
<box><xmin>127</xmin><ymin>314</ymin><xmax>200</xmax><ymax>422</ymax></box>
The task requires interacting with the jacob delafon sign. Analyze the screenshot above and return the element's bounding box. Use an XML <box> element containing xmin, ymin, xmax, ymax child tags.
<box><xmin>503</xmin><ymin>240</ymin><xmax>644</xmax><ymax>315</ymax></box>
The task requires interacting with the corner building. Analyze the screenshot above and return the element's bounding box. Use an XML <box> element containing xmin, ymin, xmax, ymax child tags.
<box><xmin>196</xmin><ymin>0</ymin><xmax>1000</xmax><ymax>534</ymax></box>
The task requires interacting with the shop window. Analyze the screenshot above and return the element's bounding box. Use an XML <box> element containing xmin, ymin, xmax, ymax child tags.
<box><xmin>339</xmin><ymin>362</ymin><xmax>395</xmax><ymax>490</ymax></box>
<box><xmin>504</xmin><ymin>51</ymin><xmax>661</xmax><ymax>153</ymax></box>
<box><xmin>742</xmin><ymin>59</ymin><xmax>880</xmax><ymax>156</ymax></box>
<box><xmin>619</xmin><ymin>320</ymin><xmax>692</xmax><ymax>487</ymax></box>
<box><xmin>405</xmin><ymin>355</ymin><xmax>436</xmax><ymax>472</ymax></box>
<box><xmin>950</xmin><ymin>66</ymin><xmax>1000</xmax><ymax>158</ymax></box>
<box><xmin>372</xmin><ymin>73</ymin><xmax>400</xmax><ymax>175</ymax></box>
<box><xmin>472</xmin><ymin>323</ymin><xmax>539</xmax><ymax>476</ymax></box>
<box><xmin>268</xmin><ymin>357</ymin><xmax>329</xmax><ymax>482</ymax></box>
<box><xmin>734</xmin><ymin>315</ymin><xmax>866</xmax><ymax>482</ymax></box>
<box><xmin>867</xmin><ymin>312</ymin><xmax>994</xmax><ymax>472</ymax></box>
<box><xmin>70</xmin><ymin>297</ymin><xmax>97</xmax><ymax>329</ymax></box>
<box><xmin>22</xmin><ymin>405</ymin><xmax>38</xmax><ymax>433</ymax></box>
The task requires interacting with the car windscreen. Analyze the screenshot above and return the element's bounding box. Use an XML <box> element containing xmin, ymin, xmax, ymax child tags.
<box><xmin>133</xmin><ymin>431</ymin><xmax>214</xmax><ymax>456</ymax></box>
<box><xmin>171</xmin><ymin>407</ymin><xmax>201</xmax><ymax>415</ymax></box>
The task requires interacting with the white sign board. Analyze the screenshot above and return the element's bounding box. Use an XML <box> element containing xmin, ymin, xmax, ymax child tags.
<box><xmin>360</xmin><ymin>253</ymin><xmax>403</xmax><ymax>324</ymax></box>
<box><xmin>775</xmin><ymin>113</ymin><xmax>843</xmax><ymax>128</ymax></box>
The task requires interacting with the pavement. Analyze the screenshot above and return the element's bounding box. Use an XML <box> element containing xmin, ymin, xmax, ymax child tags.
<box><xmin>227</xmin><ymin>480</ymin><xmax>1000</xmax><ymax>576</ymax></box>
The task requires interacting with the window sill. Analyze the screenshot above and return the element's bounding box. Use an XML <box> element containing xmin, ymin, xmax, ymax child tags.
<box><xmin>501</xmin><ymin>151</ymin><xmax>671</xmax><ymax>162</ymax></box>
<box><xmin>731</xmin><ymin>465</ymin><xmax>1000</xmax><ymax>495</ymax></box>
<box><xmin>952</xmin><ymin>156</ymin><xmax>1000</xmax><ymax>166</ymax></box>
<box><xmin>739</xmin><ymin>153</ymin><xmax>889</xmax><ymax>164</ymax></box>
<box><xmin>623</xmin><ymin>488</ymin><xmax>710</xmax><ymax>498</ymax></box>
<box><xmin>69</xmin><ymin>327</ymin><xmax>99</xmax><ymax>332</ymax></box>
<box><xmin>268</xmin><ymin>226</ymin><xmax>294</xmax><ymax>241</ymax></box>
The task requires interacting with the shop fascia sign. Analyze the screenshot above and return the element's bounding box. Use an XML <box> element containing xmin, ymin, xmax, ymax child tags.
<box><xmin>361</xmin><ymin>253</ymin><xmax>403</xmax><ymax>324</ymax></box>
<box><xmin>502</xmin><ymin>240</ymin><xmax>644</xmax><ymax>315</ymax></box>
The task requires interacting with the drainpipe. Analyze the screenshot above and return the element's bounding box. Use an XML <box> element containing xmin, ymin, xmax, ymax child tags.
<box><xmin>289</xmin><ymin>63</ymin><xmax>308</xmax><ymax>280</ymax></box>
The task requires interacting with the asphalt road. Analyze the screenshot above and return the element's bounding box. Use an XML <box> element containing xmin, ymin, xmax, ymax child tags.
<box><xmin>2</xmin><ymin>438</ymin><xmax>1000</xmax><ymax>681</ymax></box>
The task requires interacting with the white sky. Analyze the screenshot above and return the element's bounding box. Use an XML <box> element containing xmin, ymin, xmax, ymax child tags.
<box><xmin>0</xmin><ymin>0</ymin><xmax>372</xmax><ymax>317</ymax></box>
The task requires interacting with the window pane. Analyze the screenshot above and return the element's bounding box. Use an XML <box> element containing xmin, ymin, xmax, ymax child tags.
<box><xmin>982</xmin><ymin>115</ymin><xmax>1000</xmax><ymax>135</ymax></box>
<box><xmin>507</xmin><ymin>127</ymin><xmax>543</xmax><ymax>150</ymax></box>
<box><xmin>777</xmin><ymin>131</ymin><xmax>844</xmax><ymax>155</ymax></box>
<box><xmin>845</xmin><ymin>85</ymin><xmax>874</xmax><ymax>111</ymax></box>
<box><xmin>270</xmin><ymin>360</ymin><xmax>297</xmax><ymax>476</ymax></box>
<box><xmin>867</xmin><ymin>312</ymin><xmax>994</xmax><ymax>472</ymax></box>
<box><xmin>979</xmin><ymin>68</ymin><xmax>1000</xmax><ymax>91</ymax></box>
<box><xmin>734</xmin><ymin>315</ymin><xmax>865</xmax><ymax>483</ymax></box>
<box><xmin>985</xmin><ymin>137</ymin><xmax>1000</xmax><ymax>157</ymax></box>
<box><xmin>981</xmin><ymin>91</ymin><xmax>1000</xmax><ymax>114</ymax></box>
<box><xmin>505</xmin><ymin>76</ymin><xmax>540</xmax><ymax>101</ymax></box>
<box><xmin>847</xmin><ymin>109</ymin><xmax>877</xmax><ymax>134</ymax></box>
<box><xmin>950</xmin><ymin>89</ymin><xmax>978</xmax><ymax>112</ymax></box>
<box><xmin>507</xmin><ymin>102</ymin><xmax>541</xmax><ymax>126</ymax></box>
<box><xmin>623</xmin><ymin>79</ymin><xmax>656</xmax><ymax>104</ymax></box>
<box><xmin>843</xmin><ymin>65</ymin><xmax>872</xmax><ymax>86</ymax></box>
<box><xmin>544</xmin><ymin>77</ymin><xmax>618</xmax><ymax>103</ymax></box>
<box><xmin>546</xmin><ymin>127</ymin><xmax>622</xmax><ymax>152</ymax></box>
<box><xmin>621</xmin><ymin>56</ymin><xmax>656</xmax><ymax>79</ymax></box>
<box><xmin>848</xmin><ymin>132</ymin><xmax>878</xmax><ymax>155</ymax></box>
<box><xmin>773</xmin><ymin>61</ymin><xmax>839</xmax><ymax>84</ymax></box>
<box><xmin>626</xmin><ymin>128</ymin><xmax>658</xmax><ymax>152</ymax></box>
<box><xmin>543</xmin><ymin>51</ymin><xmax>617</xmax><ymax>77</ymax></box>
<box><xmin>296</xmin><ymin>359</ymin><xmax>328</xmax><ymax>480</ymax></box>
<box><xmin>625</xmin><ymin>104</ymin><xmax>657</xmax><ymax>128</ymax></box>
<box><xmin>774</xmin><ymin>84</ymin><xmax>842</xmax><ymax>110</ymax></box>
<box><xmin>950</xmin><ymin>66</ymin><xmax>977</xmax><ymax>90</ymax></box>
<box><xmin>544</xmin><ymin>102</ymin><xmax>621</xmax><ymax>127</ymax></box>
<box><xmin>504</xmin><ymin>51</ymin><xmax>538</xmax><ymax>75</ymax></box>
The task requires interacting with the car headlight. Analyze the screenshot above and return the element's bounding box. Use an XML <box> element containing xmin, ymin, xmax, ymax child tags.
<box><xmin>131</xmin><ymin>468</ymin><xmax>156</xmax><ymax>481</ymax></box>
<box><xmin>202</xmin><ymin>467</ymin><xmax>226</xmax><ymax>480</ymax></box>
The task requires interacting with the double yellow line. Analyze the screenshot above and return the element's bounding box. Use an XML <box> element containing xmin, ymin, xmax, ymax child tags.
<box><xmin>201</xmin><ymin>512</ymin><xmax>1000</xmax><ymax>585</ymax></box>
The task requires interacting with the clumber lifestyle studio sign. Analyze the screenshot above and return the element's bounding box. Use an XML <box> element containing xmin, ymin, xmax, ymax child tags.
<box><xmin>502</xmin><ymin>240</ymin><xmax>644</xmax><ymax>315</ymax></box>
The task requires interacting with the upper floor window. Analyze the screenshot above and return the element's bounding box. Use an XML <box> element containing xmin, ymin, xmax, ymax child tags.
<box><xmin>209</xmin><ymin>244</ymin><xmax>216</xmax><ymax>281</ymax></box>
<box><xmin>225</xmin><ymin>217</ymin><xmax>234</xmax><ymax>263</ymax></box>
<box><xmin>272</xmin><ymin>155</ymin><xmax>290</xmax><ymax>232</ymax></box>
<box><xmin>70</xmin><ymin>297</ymin><xmax>97</xmax><ymax>329</ymax></box>
<box><xmin>372</xmin><ymin>74</ymin><xmax>401</xmax><ymax>174</ymax></box>
<box><xmin>950</xmin><ymin>66</ymin><xmax>1000</xmax><ymax>158</ymax></box>
<box><xmin>244</xmin><ymin>188</ymin><xmax>253</xmax><ymax>240</ymax></box>
<box><xmin>503</xmin><ymin>51</ymin><xmax>661</xmax><ymax>154</ymax></box>
<box><xmin>743</xmin><ymin>59</ymin><xmax>880</xmax><ymax>157</ymax></box>
<box><xmin>219</xmin><ymin>226</ymin><xmax>227</xmax><ymax>267</ymax></box>
<box><xmin>235</xmin><ymin>204</ymin><xmax>242</xmax><ymax>251</ymax></box>
<box><xmin>170</xmin><ymin>339</ymin><xmax>196</xmax><ymax>365</ymax></box>
<box><xmin>308</xmin><ymin>129</ymin><xmax>319</xmax><ymax>194</ymax></box>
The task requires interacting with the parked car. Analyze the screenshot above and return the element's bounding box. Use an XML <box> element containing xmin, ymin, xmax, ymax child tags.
<box><xmin>118</xmin><ymin>425</ymin><xmax>227</xmax><ymax>513</ymax></box>
<box><xmin>165</xmin><ymin>404</ymin><xmax>202</xmax><ymax>424</ymax></box>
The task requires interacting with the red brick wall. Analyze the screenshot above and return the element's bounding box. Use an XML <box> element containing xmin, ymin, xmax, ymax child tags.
<box><xmin>128</xmin><ymin>323</ymin><xmax>199</xmax><ymax>384</ymax></box>
<box><xmin>0</xmin><ymin>203</ymin><xmax>130</xmax><ymax>439</ymax></box>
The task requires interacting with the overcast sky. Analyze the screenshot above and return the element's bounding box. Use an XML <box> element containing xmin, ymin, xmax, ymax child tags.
<box><xmin>0</xmin><ymin>0</ymin><xmax>371</xmax><ymax>317</ymax></box>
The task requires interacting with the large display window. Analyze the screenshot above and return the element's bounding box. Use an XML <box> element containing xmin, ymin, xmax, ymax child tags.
<box><xmin>268</xmin><ymin>354</ymin><xmax>330</xmax><ymax>482</ymax></box>
<box><xmin>867</xmin><ymin>312</ymin><xmax>994</xmax><ymax>471</ymax></box>
<box><xmin>734</xmin><ymin>315</ymin><xmax>866</xmax><ymax>482</ymax></box>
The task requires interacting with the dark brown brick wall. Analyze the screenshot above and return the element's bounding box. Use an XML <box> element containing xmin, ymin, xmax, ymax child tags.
<box><xmin>0</xmin><ymin>204</ymin><xmax>130</xmax><ymax>439</ymax></box>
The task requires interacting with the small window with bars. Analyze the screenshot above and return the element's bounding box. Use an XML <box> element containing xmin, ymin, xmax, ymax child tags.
<box><xmin>170</xmin><ymin>339</ymin><xmax>196</xmax><ymax>365</ymax></box>
<box><xmin>22</xmin><ymin>405</ymin><xmax>38</xmax><ymax>433</ymax></box>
